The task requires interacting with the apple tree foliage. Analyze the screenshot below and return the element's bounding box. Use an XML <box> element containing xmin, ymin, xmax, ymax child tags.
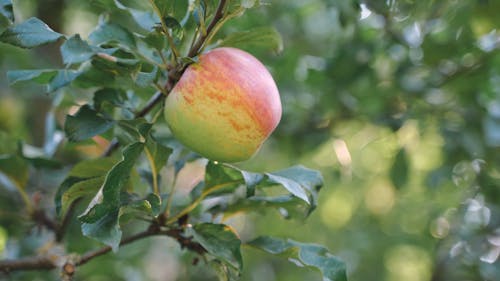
<box><xmin>0</xmin><ymin>0</ymin><xmax>346</xmax><ymax>280</ymax></box>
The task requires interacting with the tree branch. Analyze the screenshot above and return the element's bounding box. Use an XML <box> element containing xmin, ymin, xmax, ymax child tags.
<box><xmin>0</xmin><ymin>257</ymin><xmax>55</xmax><ymax>272</ymax></box>
<box><xmin>0</xmin><ymin>226</ymin><xmax>205</xmax><ymax>273</ymax></box>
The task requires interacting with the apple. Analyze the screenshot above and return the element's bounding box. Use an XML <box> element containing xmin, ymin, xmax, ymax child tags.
<box><xmin>164</xmin><ymin>47</ymin><xmax>282</xmax><ymax>162</ymax></box>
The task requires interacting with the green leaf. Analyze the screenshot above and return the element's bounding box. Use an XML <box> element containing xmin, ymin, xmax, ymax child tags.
<box><xmin>93</xmin><ymin>88</ymin><xmax>128</xmax><ymax>111</ymax></box>
<box><xmin>7</xmin><ymin>69</ymin><xmax>81</xmax><ymax>92</ymax></box>
<box><xmin>209</xmin><ymin>195</ymin><xmax>311</xmax><ymax>220</ymax></box>
<box><xmin>79</xmin><ymin>142</ymin><xmax>145</xmax><ymax>251</ymax></box>
<box><xmin>0</xmin><ymin>0</ymin><xmax>14</xmax><ymax>29</ymax></box>
<box><xmin>390</xmin><ymin>148</ymin><xmax>409</xmax><ymax>190</ymax></box>
<box><xmin>120</xmin><ymin>192</ymin><xmax>162</xmax><ymax>217</ymax></box>
<box><xmin>266</xmin><ymin>165</ymin><xmax>320</xmax><ymax>204</ymax></box>
<box><xmin>73</xmin><ymin>64</ymin><xmax>116</xmax><ymax>88</ymax></box>
<box><xmin>267</xmin><ymin>168</ymin><xmax>311</xmax><ymax>203</ymax></box>
<box><xmin>0</xmin><ymin>17</ymin><xmax>64</xmax><ymax>48</ymax></box>
<box><xmin>142</xmin><ymin>30</ymin><xmax>166</xmax><ymax>50</ymax></box>
<box><xmin>219</xmin><ymin>27</ymin><xmax>283</xmax><ymax>53</ymax></box>
<box><xmin>55</xmin><ymin>157</ymin><xmax>117</xmax><ymax>215</ymax></box>
<box><xmin>60</xmin><ymin>176</ymin><xmax>106</xmax><ymax>216</ymax></box>
<box><xmin>47</xmin><ymin>70</ymin><xmax>81</xmax><ymax>92</ymax></box>
<box><xmin>60</xmin><ymin>34</ymin><xmax>100</xmax><ymax>65</ymax></box>
<box><xmin>0</xmin><ymin>154</ymin><xmax>28</xmax><ymax>189</ymax></box>
<box><xmin>89</xmin><ymin>22</ymin><xmax>136</xmax><ymax>49</ymax></box>
<box><xmin>7</xmin><ymin>69</ymin><xmax>58</xmax><ymax>85</ymax></box>
<box><xmin>204</xmin><ymin>162</ymin><xmax>243</xmax><ymax>194</ymax></box>
<box><xmin>145</xmin><ymin>136</ymin><xmax>172</xmax><ymax>174</ymax></box>
<box><xmin>152</xmin><ymin>0</ymin><xmax>171</xmax><ymax>18</ymax></box>
<box><xmin>248</xmin><ymin>237</ymin><xmax>347</xmax><ymax>281</ymax></box>
<box><xmin>113</xmin><ymin>0</ymin><xmax>159</xmax><ymax>31</ymax></box>
<box><xmin>64</xmin><ymin>105</ymin><xmax>115</xmax><ymax>142</ymax></box>
<box><xmin>81</xmin><ymin>210</ymin><xmax>121</xmax><ymax>251</ymax></box>
<box><xmin>114</xmin><ymin>119</ymin><xmax>152</xmax><ymax>145</ymax></box>
<box><xmin>191</xmin><ymin>223</ymin><xmax>243</xmax><ymax>270</ymax></box>
<box><xmin>133</xmin><ymin>66</ymin><xmax>158</xmax><ymax>88</ymax></box>
<box><xmin>202</xmin><ymin>163</ymin><xmax>323</xmax><ymax>209</ymax></box>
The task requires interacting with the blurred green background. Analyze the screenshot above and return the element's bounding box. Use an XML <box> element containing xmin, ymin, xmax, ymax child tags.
<box><xmin>1</xmin><ymin>0</ymin><xmax>499</xmax><ymax>280</ymax></box>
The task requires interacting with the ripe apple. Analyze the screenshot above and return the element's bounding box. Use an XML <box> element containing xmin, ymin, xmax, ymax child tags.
<box><xmin>164</xmin><ymin>47</ymin><xmax>282</xmax><ymax>162</ymax></box>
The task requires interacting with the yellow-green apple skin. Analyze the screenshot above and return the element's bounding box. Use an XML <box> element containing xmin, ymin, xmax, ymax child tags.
<box><xmin>164</xmin><ymin>47</ymin><xmax>282</xmax><ymax>162</ymax></box>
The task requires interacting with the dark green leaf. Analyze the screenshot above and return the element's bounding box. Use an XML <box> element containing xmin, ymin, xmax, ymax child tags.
<box><xmin>0</xmin><ymin>155</ymin><xmax>28</xmax><ymax>189</ymax></box>
<box><xmin>0</xmin><ymin>0</ymin><xmax>14</xmax><ymax>28</ymax></box>
<box><xmin>164</xmin><ymin>16</ymin><xmax>181</xmax><ymax>29</ymax></box>
<box><xmin>390</xmin><ymin>148</ymin><xmax>409</xmax><ymax>189</ymax></box>
<box><xmin>145</xmin><ymin>136</ymin><xmax>172</xmax><ymax>174</ymax></box>
<box><xmin>79</xmin><ymin>142</ymin><xmax>144</xmax><ymax>250</ymax></box>
<box><xmin>142</xmin><ymin>31</ymin><xmax>166</xmax><ymax>50</ymax></box>
<box><xmin>89</xmin><ymin>22</ymin><xmax>136</xmax><ymax>49</ymax></box>
<box><xmin>93</xmin><ymin>88</ymin><xmax>128</xmax><ymax>111</ymax></box>
<box><xmin>81</xmin><ymin>210</ymin><xmax>121</xmax><ymax>251</ymax></box>
<box><xmin>115</xmin><ymin>119</ymin><xmax>152</xmax><ymax>145</ymax></box>
<box><xmin>59</xmin><ymin>176</ymin><xmax>106</xmax><ymax>216</ymax></box>
<box><xmin>121</xmin><ymin>192</ymin><xmax>162</xmax><ymax>217</ymax></box>
<box><xmin>73</xmin><ymin>64</ymin><xmax>116</xmax><ymax>88</ymax></box>
<box><xmin>55</xmin><ymin>157</ymin><xmax>117</xmax><ymax>215</ymax></box>
<box><xmin>219</xmin><ymin>27</ymin><xmax>283</xmax><ymax>53</ymax></box>
<box><xmin>248</xmin><ymin>237</ymin><xmax>347</xmax><ymax>281</ymax></box>
<box><xmin>0</xmin><ymin>17</ymin><xmax>64</xmax><ymax>48</ymax></box>
<box><xmin>191</xmin><ymin>223</ymin><xmax>243</xmax><ymax>270</ymax></box>
<box><xmin>64</xmin><ymin>105</ymin><xmax>115</xmax><ymax>142</ymax></box>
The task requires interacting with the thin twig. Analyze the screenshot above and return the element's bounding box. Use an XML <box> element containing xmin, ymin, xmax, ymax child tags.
<box><xmin>0</xmin><ymin>226</ymin><xmax>205</xmax><ymax>273</ymax></box>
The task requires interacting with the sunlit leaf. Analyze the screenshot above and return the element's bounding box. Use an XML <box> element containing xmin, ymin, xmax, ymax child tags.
<box><xmin>64</xmin><ymin>105</ymin><xmax>115</xmax><ymax>142</ymax></box>
<box><xmin>0</xmin><ymin>17</ymin><xmax>64</xmax><ymax>48</ymax></box>
<box><xmin>190</xmin><ymin>223</ymin><xmax>242</xmax><ymax>270</ymax></box>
